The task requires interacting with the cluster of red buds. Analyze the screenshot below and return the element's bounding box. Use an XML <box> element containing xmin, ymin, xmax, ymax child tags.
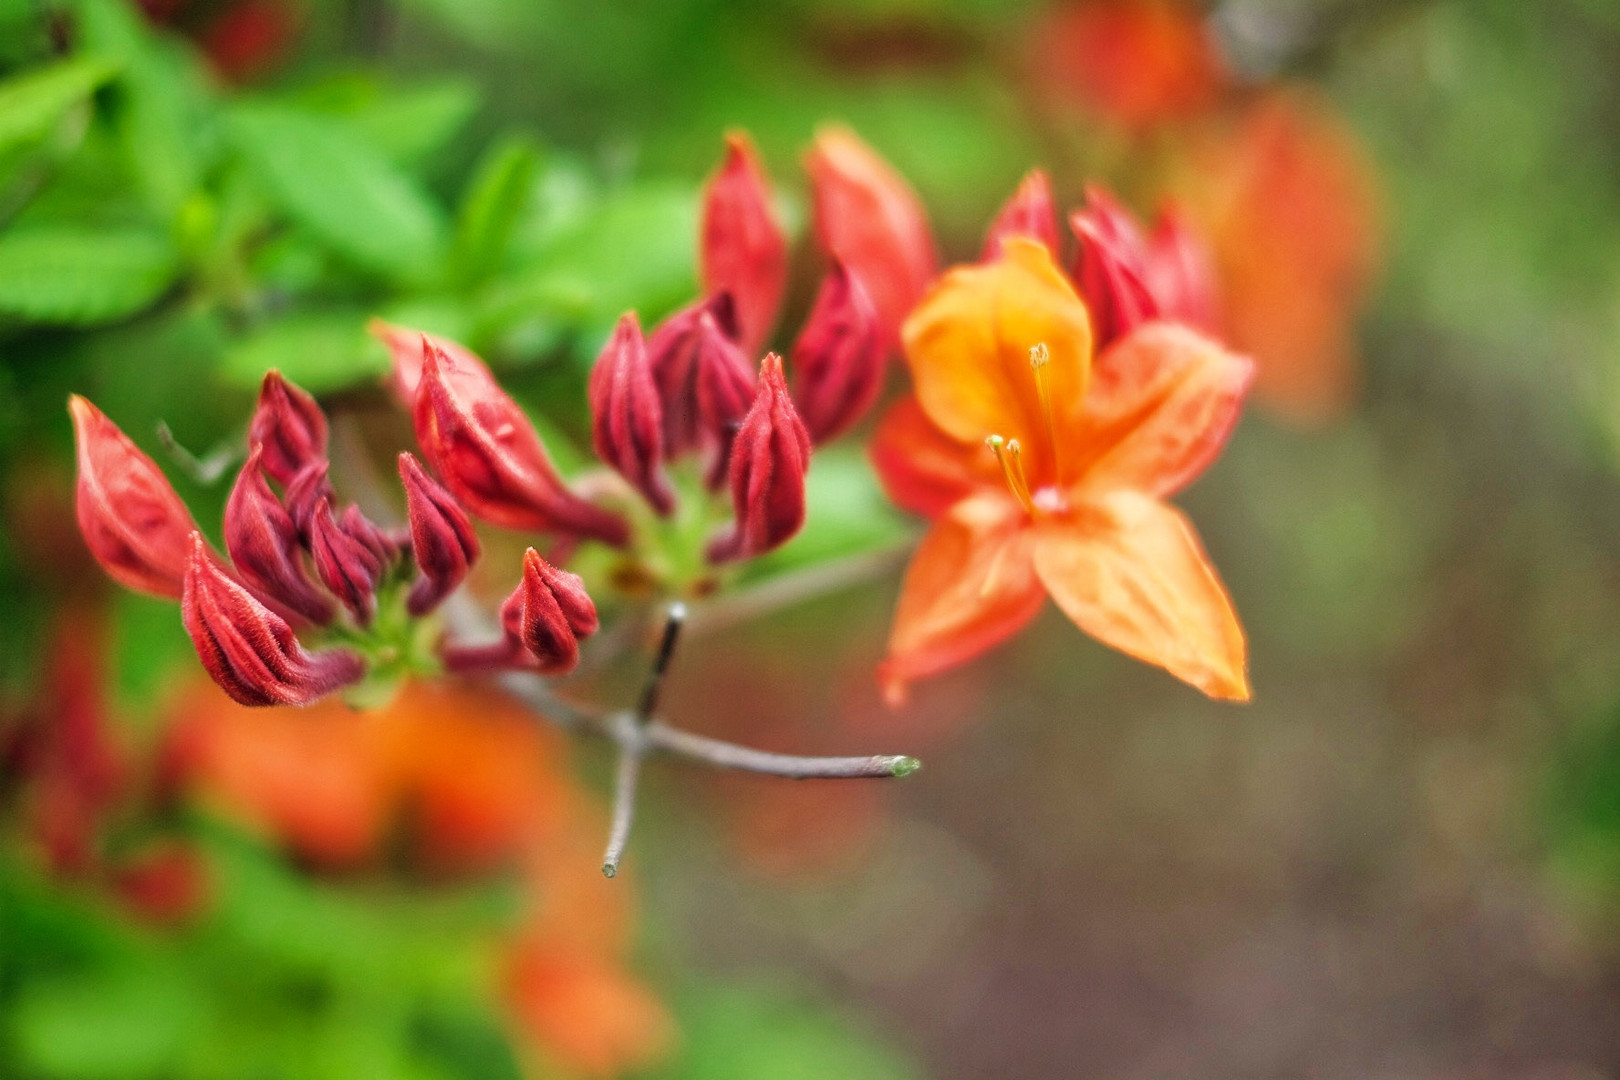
<box><xmin>69</xmin><ymin>370</ymin><xmax>599</xmax><ymax>708</ymax></box>
<box><xmin>69</xmin><ymin>128</ymin><xmax>930</xmax><ymax>712</ymax></box>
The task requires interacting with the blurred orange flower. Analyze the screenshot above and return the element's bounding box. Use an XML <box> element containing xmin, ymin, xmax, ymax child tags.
<box><xmin>1176</xmin><ymin>91</ymin><xmax>1384</xmax><ymax>425</ymax></box>
<box><xmin>873</xmin><ymin>239</ymin><xmax>1252</xmax><ymax>703</ymax></box>
<box><xmin>168</xmin><ymin>677</ymin><xmax>673</xmax><ymax>1076</ymax></box>
<box><xmin>1029</xmin><ymin>0</ymin><xmax>1225</xmax><ymax>131</ymax></box>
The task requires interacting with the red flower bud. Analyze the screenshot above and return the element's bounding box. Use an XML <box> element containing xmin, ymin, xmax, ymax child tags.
<box><xmin>69</xmin><ymin>395</ymin><xmax>204</xmax><ymax>599</ymax></box>
<box><xmin>247</xmin><ymin>370</ymin><xmax>327</xmax><ymax>485</ymax></box>
<box><xmin>283</xmin><ymin>460</ymin><xmax>333</xmax><ymax>539</ymax></box>
<box><xmin>589</xmin><ymin>313</ymin><xmax>675</xmax><ymax>516</ymax></box>
<box><xmin>517</xmin><ymin>547</ymin><xmax>598</xmax><ymax>674</ymax></box>
<box><xmin>340</xmin><ymin>504</ymin><xmax>399</xmax><ymax>567</ymax></box>
<box><xmin>308</xmin><ymin>501</ymin><xmax>383</xmax><ymax>626</ymax></box>
<box><xmin>789</xmin><ymin>261</ymin><xmax>884</xmax><ymax>444</ymax></box>
<box><xmin>181</xmin><ymin>533</ymin><xmax>364</xmax><ymax>707</ymax></box>
<box><xmin>1070</xmin><ymin>185</ymin><xmax>1158</xmax><ymax>348</ymax></box>
<box><xmin>399</xmin><ymin>452</ymin><xmax>480</xmax><ymax>616</ymax></box>
<box><xmin>1144</xmin><ymin>203</ymin><xmax>1219</xmax><ymax>334</ymax></box>
<box><xmin>413</xmin><ymin>338</ymin><xmax>629</xmax><ymax>545</ymax></box>
<box><xmin>700</xmin><ymin>132</ymin><xmax>787</xmax><ymax>355</ymax></box>
<box><xmin>224</xmin><ymin>446</ymin><xmax>335</xmax><ymax>625</ymax></box>
<box><xmin>368</xmin><ymin>319</ymin><xmax>488</xmax><ymax>408</ymax></box>
<box><xmin>982</xmin><ymin>169</ymin><xmax>1061</xmax><ymax>261</ymax></box>
<box><xmin>806</xmin><ymin>126</ymin><xmax>937</xmax><ymax>347</ymax></box>
<box><xmin>707</xmin><ymin>354</ymin><xmax>811</xmax><ymax>563</ymax></box>
<box><xmin>647</xmin><ymin>298</ymin><xmax>756</xmax><ymax>487</ymax></box>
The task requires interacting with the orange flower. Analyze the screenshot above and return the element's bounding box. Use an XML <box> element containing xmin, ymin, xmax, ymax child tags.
<box><xmin>1176</xmin><ymin>91</ymin><xmax>1383</xmax><ymax>425</ymax></box>
<box><xmin>1029</xmin><ymin>0</ymin><xmax>1225</xmax><ymax>131</ymax></box>
<box><xmin>872</xmin><ymin>238</ymin><xmax>1252</xmax><ymax>703</ymax></box>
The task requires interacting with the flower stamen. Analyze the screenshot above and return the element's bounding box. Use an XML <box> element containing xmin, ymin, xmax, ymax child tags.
<box><xmin>986</xmin><ymin>434</ymin><xmax>1035</xmax><ymax>514</ymax></box>
<box><xmin>1029</xmin><ymin>342</ymin><xmax>1059</xmax><ymax>468</ymax></box>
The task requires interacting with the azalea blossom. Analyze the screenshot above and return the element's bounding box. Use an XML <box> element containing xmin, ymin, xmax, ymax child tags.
<box><xmin>872</xmin><ymin>238</ymin><xmax>1253</xmax><ymax>703</ymax></box>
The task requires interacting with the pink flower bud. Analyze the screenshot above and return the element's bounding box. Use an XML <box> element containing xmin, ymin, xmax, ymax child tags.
<box><xmin>517</xmin><ymin>547</ymin><xmax>598</xmax><ymax>674</ymax></box>
<box><xmin>308</xmin><ymin>501</ymin><xmax>383</xmax><ymax>626</ymax></box>
<box><xmin>224</xmin><ymin>446</ymin><xmax>334</xmax><ymax>625</ymax></box>
<box><xmin>181</xmin><ymin>533</ymin><xmax>364</xmax><ymax>707</ymax></box>
<box><xmin>789</xmin><ymin>261</ymin><xmax>884</xmax><ymax>444</ymax></box>
<box><xmin>69</xmin><ymin>395</ymin><xmax>205</xmax><ymax>599</ymax></box>
<box><xmin>700</xmin><ymin>132</ymin><xmax>787</xmax><ymax>355</ymax></box>
<box><xmin>589</xmin><ymin>313</ymin><xmax>675</xmax><ymax>515</ymax></box>
<box><xmin>707</xmin><ymin>354</ymin><xmax>811</xmax><ymax>563</ymax></box>
<box><xmin>413</xmin><ymin>338</ymin><xmax>629</xmax><ymax>545</ymax></box>
<box><xmin>805</xmin><ymin>126</ymin><xmax>937</xmax><ymax>347</ymax></box>
<box><xmin>647</xmin><ymin>298</ymin><xmax>756</xmax><ymax>486</ymax></box>
<box><xmin>399</xmin><ymin>452</ymin><xmax>480</xmax><ymax>616</ymax></box>
<box><xmin>246</xmin><ymin>370</ymin><xmax>327</xmax><ymax>485</ymax></box>
<box><xmin>282</xmin><ymin>460</ymin><xmax>333</xmax><ymax>539</ymax></box>
<box><xmin>1070</xmin><ymin>185</ymin><xmax>1158</xmax><ymax>347</ymax></box>
<box><xmin>982</xmin><ymin>169</ymin><xmax>1061</xmax><ymax>260</ymax></box>
<box><xmin>1144</xmin><ymin>203</ymin><xmax>1219</xmax><ymax>334</ymax></box>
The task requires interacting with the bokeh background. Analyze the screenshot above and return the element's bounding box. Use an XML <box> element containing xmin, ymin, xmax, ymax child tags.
<box><xmin>6</xmin><ymin>0</ymin><xmax>1620</xmax><ymax>1077</ymax></box>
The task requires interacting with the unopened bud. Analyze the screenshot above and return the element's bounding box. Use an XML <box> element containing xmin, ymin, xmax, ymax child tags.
<box><xmin>1144</xmin><ymin>203</ymin><xmax>1219</xmax><ymax>334</ymax></box>
<box><xmin>181</xmin><ymin>534</ymin><xmax>364</xmax><ymax>707</ymax></box>
<box><xmin>69</xmin><ymin>395</ymin><xmax>205</xmax><ymax>599</ymax></box>
<box><xmin>224</xmin><ymin>446</ymin><xmax>334</xmax><ymax>625</ymax></box>
<box><xmin>308</xmin><ymin>501</ymin><xmax>383</xmax><ymax>626</ymax></box>
<box><xmin>982</xmin><ymin>169</ymin><xmax>1061</xmax><ymax>260</ymax></box>
<box><xmin>247</xmin><ymin>371</ymin><xmax>328</xmax><ymax>485</ymax></box>
<box><xmin>646</xmin><ymin>295</ymin><xmax>752</xmax><ymax>466</ymax></box>
<box><xmin>806</xmin><ymin>126</ymin><xmax>937</xmax><ymax>346</ymax></box>
<box><xmin>1070</xmin><ymin>186</ymin><xmax>1158</xmax><ymax>348</ymax></box>
<box><xmin>399</xmin><ymin>452</ymin><xmax>479</xmax><ymax>616</ymax></box>
<box><xmin>517</xmin><ymin>547</ymin><xmax>598</xmax><ymax>674</ymax></box>
<box><xmin>700</xmin><ymin>132</ymin><xmax>787</xmax><ymax>355</ymax></box>
<box><xmin>706</xmin><ymin>354</ymin><xmax>811</xmax><ymax>563</ymax></box>
<box><xmin>414</xmin><ymin>339</ymin><xmax>630</xmax><ymax>545</ymax></box>
<box><xmin>282</xmin><ymin>460</ymin><xmax>333</xmax><ymax>540</ymax></box>
<box><xmin>789</xmin><ymin>261</ymin><xmax>884</xmax><ymax>443</ymax></box>
<box><xmin>589</xmin><ymin>313</ymin><xmax>675</xmax><ymax>515</ymax></box>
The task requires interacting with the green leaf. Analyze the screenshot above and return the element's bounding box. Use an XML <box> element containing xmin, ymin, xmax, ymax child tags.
<box><xmin>221</xmin><ymin>311</ymin><xmax>388</xmax><ymax>394</ymax></box>
<box><xmin>10</xmin><ymin>968</ymin><xmax>200</xmax><ymax>1079</ymax></box>
<box><xmin>481</xmin><ymin>183</ymin><xmax>695</xmax><ymax>350</ymax></box>
<box><xmin>347</xmin><ymin>79</ymin><xmax>480</xmax><ymax>167</ymax></box>
<box><xmin>0</xmin><ymin>226</ymin><xmax>179</xmax><ymax>325</ymax></box>
<box><xmin>0</xmin><ymin>55</ymin><xmax>119</xmax><ymax>154</ymax></box>
<box><xmin>228</xmin><ymin>104</ymin><xmax>447</xmax><ymax>280</ymax></box>
<box><xmin>451</xmin><ymin>136</ymin><xmax>541</xmax><ymax>287</ymax></box>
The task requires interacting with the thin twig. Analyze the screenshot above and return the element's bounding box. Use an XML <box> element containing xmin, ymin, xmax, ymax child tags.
<box><xmin>600</xmin><ymin>718</ymin><xmax>644</xmax><ymax>878</ymax></box>
<box><xmin>156</xmin><ymin>422</ymin><xmax>242</xmax><ymax>486</ymax></box>
<box><xmin>643</xmin><ymin>720</ymin><xmax>919</xmax><ymax>778</ymax></box>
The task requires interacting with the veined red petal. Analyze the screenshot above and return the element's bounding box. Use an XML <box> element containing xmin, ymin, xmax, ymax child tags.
<box><xmin>879</xmin><ymin>493</ymin><xmax>1044</xmax><ymax>705</ymax></box>
<box><xmin>700</xmin><ymin>132</ymin><xmax>787</xmax><ymax>355</ymax></box>
<box><xmin>224</xmin><ymin>445</ymin><xmax>335</xmax><ymax>625</ymax></box>
<box><xmin>789</xmin><ymin>261</ymin><xmax>885</xmax><ymax>444</ymax></box>
<box><xmin>589</xmin><ymin>313</ymin><xmax>675</xmax><ymax>515</ymax></box>
<box><xmin>1032</xmin><ymin>491</ymin><xmax>1248</xmax><ymax>700</ymax></box>
<box><xmin>69</xmin><ymin>395</ymin><xmax>205</xmax><ymax>600</ymax></box>
<box><xmin>368</xmin><ymin>320</ymin><xmax>487</xmax><ymax>408</ymax></box>
<box><xmin>181</xmin><ymin>534</ymin><xmax>365</xmax><ymax>707</ymax></box>
<box><xmin>413</xmin><ymin>339</ymin><xmax>629</xmax><ymax>545</ymax></box>
<box><xmin>399</xmin><ymin>452</ymin><xmax>480</xmax><ymax>616</ymax></box>
<box><xmin>982</xmin><ymin>169</ymin><xmax>1061</xmax><ymax>261</ymax></box>
<box><xmin>806</xmin><ymin>126</ymin><xmax>937</xmax><ymax>347</ymax></box>
<box><xmin>707</xmin><ymin>354</ymin><xmax>812</xmax><ymax>563</ymax></box>
<box><xmin>1075</xmin><ymin>323</ymin><xmax>1253</xmax><ymax>498</ymax></box>
<box><xmin>247</xmin><ymin>370</ymin><xmax>327</xmax><ymax>485</ymax></box>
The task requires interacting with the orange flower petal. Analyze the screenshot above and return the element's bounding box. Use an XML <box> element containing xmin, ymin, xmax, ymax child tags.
<box><xmin>1075</xmin><ymin>322</ymin><xmax>1253</xmax><ymax>497</ymax></box>
<box><xmin>880</xmin><ymin>493</ymin><xmax>1045</xmax><ymax>705</ymax></box>
<box><xmin>868</xmin><ymin>395</ymin><xmax>986</xmax><ymax>520</ymax></box>
<box><xmin>1033</xmin><ymin>492</ymin><xmax>1248</xmax><ymax>700</ymax></box>
<box><xmin>901</xmin><ymin>238</ymin><xmax>1093</xmax><ymax>486</ymax></box>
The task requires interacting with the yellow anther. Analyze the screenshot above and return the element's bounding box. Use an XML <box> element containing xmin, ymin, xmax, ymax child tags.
<box><xmin>986</xmin><ymin>434</ymin><xmax>1034</xmax><ymax>514</ymax></box>
<box><xmin>1028</xmin><ymin>342</ymin><xmax>1059</xmax><ymax>466</ymax></box>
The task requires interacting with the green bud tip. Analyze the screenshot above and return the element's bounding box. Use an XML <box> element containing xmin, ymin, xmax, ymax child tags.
<box><xmin>889</xmin><ymin>756</ymin><xmax>922</xmax><ymax>777</ymax></box>
<box><xmin>601</xmin><ymin>862</ymin><xmax>618</xmax><ymax>879</ymax></box>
